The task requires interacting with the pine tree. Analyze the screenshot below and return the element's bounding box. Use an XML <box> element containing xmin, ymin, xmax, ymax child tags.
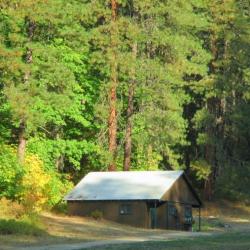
<box><xmin>123</xmin><ymin>0</ymin><xmax>210</xmax><ymax>170</ymax></box>
<box><xmin>192</xmin><ymin>0</ymin><xmax>250</xmax><ymax>200</ymax></box>
<box><xmin>0</xmin><ymin>0</ymin><xmax>89</xmax><ymax>163</ymax></box>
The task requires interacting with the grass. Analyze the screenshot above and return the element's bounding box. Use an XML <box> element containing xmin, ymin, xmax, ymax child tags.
<box><xmin>201</xmin><ymin>200</ymin><xmax>250</xmax><ymax>220</ymax></box>
<box><xmin>0</xmin><ymin>198</ymin><xmax>47</xmax><ymax>237</ymax></box>
<box><xmin>87</xmin><ymin>232</ymin><xmax>250</xmax><ymax>250</ymax></box>
<box><xmin>0</xmin><ymin>218</ymin><xmax>47</xmax><ymax>236</ymax></box>
<box><xmin>192</xmin><ymin>216</ymin><xmax>226</xmax><ymax>232</ymax></box>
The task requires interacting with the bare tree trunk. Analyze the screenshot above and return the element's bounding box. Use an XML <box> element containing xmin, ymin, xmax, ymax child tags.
<box><xmin>204</xmin><ymin>176</ymin><xmax>212</xmax><ymax>201</ymax></box>
<box><xmin>108</xmin><ymin>83</ymin><xmax>117</xmax><ymax>171</ymax></box>
<box><xmin>17</xmin><ymin>121</ymin><xmax>26</xmax><ymax>164</ymax></box>
<box><xmin>204</xmin><ymin>33</ymin><xmax>218</xmax><ymax>200</ymax></box>
<box><xmin>17</xmin><ymin>18</ymin><xmax>35</xmax><ymax>163</ymax></box>
<box><xmin>204</xmin><ymin>137</ymin><xmax>214</xmax><ymax>201</ymax></box>
<box><xmin>123</xmin><ymin>43</ymin><xmax>137</xmax><ymax>171</ymax></box>
<box><xmin>56</xmin><ymin>155</ymin><xmax>64</xmax><ymax>171</ymax></box>
<box><xmin>108</xmin><ymin>0</ymin><xmax>118</xmax><ymax>171</ymax></box>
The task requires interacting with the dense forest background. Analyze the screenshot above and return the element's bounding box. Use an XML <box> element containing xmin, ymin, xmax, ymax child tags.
<box><xmin>0</xmin><ymin>0</ymin><xmax>249</xmax><ymax>212</ymax></box>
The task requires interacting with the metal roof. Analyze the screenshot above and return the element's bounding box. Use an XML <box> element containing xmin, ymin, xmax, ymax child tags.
<box><xmin>64</xmin><ymin>170</ymin><xmax>184</xmax><ymax>201</ymax></box>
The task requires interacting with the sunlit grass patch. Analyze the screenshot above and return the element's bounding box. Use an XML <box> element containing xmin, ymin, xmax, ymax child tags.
<box><xmin>0</xmin><ymin>218</ymin><xmax>47</xmax><ymax>236</ymax></box>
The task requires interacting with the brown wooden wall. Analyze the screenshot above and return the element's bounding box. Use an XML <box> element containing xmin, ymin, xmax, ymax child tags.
<box><xmin>68</xmin><ymin>200</ymin><xmax>150</xmax><ymax>228</ymax></box>
<box><xmin>155</xmin><ymin>202</ymin><xmax>167</xmax><ymax>229</ymax></box>
<box><xmin>155</xmin><ymin>202</ymin><xmax>192</xmax><ymax>230</ymax></box>
<box><xmin>162</xmin><ymin>176</ymin><xmax>199</xmax><ymax>206</ymax></box>
<box><xmin>68</xmin><ymin>200</ymin><xmax>193</xmax><ymax>230</ymax></box>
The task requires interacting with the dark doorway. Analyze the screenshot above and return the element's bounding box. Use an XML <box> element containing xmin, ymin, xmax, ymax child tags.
<box><xmin>167</xmin><ymin>202</ymin><xmax>179</xmax><ymax>230</ymax></box>
<box><xmin>150</xmin><ymin>207</ymin><xmax>157</xmax><ymax>229</ymax></box>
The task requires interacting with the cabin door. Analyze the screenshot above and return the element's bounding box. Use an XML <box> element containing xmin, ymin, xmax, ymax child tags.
<box><xmin>150</xmin><ymin>207</ymin><xmax>157</xmax><ymax>229</ymax></box>
<box><xmin>167</xmin><ymin>202</ymin><xmax>179</xmax><ymax>230</ymax></box>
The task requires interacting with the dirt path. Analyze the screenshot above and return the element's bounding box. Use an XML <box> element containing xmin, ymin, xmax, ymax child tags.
<box><xmin>16</xmin><ymin>231</ymin><xmax>213</xmax><ymax>250</ymax></box>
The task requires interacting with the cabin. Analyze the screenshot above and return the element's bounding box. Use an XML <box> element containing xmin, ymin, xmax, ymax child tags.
<box><xmin>64</xmin><ymin>171</ymin><xmax>202</xmax><ymax>231</ymax></box>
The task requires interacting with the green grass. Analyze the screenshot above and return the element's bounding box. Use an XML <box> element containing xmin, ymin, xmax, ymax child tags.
<box><xmin>0</xmin><ymin>218</ymin><xmax>47</xmax><ymax>236</ymax></box>
<box><xmin>193</xmin><ymin>217</ymin><xmax>226</xmax><ymax>231</ymax></box>
<box><xmin>86</xmin><ymin>232</ymin><xmax>250</xmax><ymax>250</ymax></box>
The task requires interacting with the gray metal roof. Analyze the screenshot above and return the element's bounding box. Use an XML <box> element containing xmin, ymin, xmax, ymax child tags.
<box><xmin>64</xmin><ymin>170</ymin><xmax>183</xmax><ymax>201</ymax></box>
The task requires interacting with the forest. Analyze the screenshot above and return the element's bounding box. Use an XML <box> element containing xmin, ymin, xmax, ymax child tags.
<box><xmin>0</xmin><ymin>0</ymin><xmax>249</xmax><ymax>214</ymax></box>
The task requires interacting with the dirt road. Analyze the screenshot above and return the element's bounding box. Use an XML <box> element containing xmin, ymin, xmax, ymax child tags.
<box><xmin>15</xmin><ymin>231</ymin><xmax>213</xmax><ymax>250</ymax></box>
<box><xmin>1</xmin><ymin>212</ymin><xmax>249</xmax><ymax>250</ymax></box>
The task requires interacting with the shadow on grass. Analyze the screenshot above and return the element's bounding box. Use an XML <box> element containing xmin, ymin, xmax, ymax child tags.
<box><xmin>0</xmin><ymin>219</ymin><xmax>47</xmax><ymax>236</ymax></box>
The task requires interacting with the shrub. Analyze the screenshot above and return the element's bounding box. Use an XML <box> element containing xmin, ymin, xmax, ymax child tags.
<box><xmin>20</xmin><ymin>154</ymin><xmax>73</xmax><ymax>213</ymax></box>
<box><xmin>46</xmin><ymin>172</ymin><xmax>73</xmax><ymax>209</ymax></box>
<box><xmin>90</xmin><ymin>210</ymin><xmax>103</xmax><ymax>220</ymax></box>
<box><xmin>0</xmin><ymin>141</ymin><xmax>73</xmax><ymax>213</ymax></box>
<box><xmin>0</xmin><ymin>144</ymin><xmax>23</xmax><ymax>199</ymax></box>
<box><xmin>20</xmin><ymin>155</ymin><xmax>50</xmax><ymax>213</ymax></box>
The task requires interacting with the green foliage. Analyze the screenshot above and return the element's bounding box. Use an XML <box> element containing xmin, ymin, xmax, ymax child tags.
<box><xmin>19</xmin><ymin>154</ymin><xmax>73</xmax><ymax>212</ymax></box>
<box><xmin>0</xmin><ymin>144</ymin><xmax>23</xmax><ymax>199</ymax></box>
<box><xmin>185</xmin><ymin>0</ymin><xmax>250</xmax><ymax>200</ymax></box>
<box><xmin>191</xmin><ymin>159</ymin><xmax>211</xmax><ymax>180</ymax></box>
<box><xmin>0</xmin><ymin>146</ymin><xmax>72</xmax><ymax>212</ymax></box>
<box><xmin>216</xmin><ymin>163</ymin><xmax>250</xmax><ymax>201</ymax></box>
<box><xmin>27</xmin><ymin>138</ymin><xmax>97</xmax><ymax>171</ymax></box>
<box><xmin>0</xmin><ymin>0</ymin><xmax>249</xmax><ymax>207</ymax></box>
<box><xmin>87</xmin><ymin>0</ymin><xmax>211</xmax><ymax>169</ymax></box>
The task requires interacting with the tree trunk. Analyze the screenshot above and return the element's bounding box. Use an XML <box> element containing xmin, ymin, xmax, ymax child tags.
<box><xmin>204</xmin><ymin>33</ymin><xmax>218</xmax><ymax>200</ymax></box>
<box><xmin>108</xmin><ymin>0</ymin><xmax>118</xmax><ymax>171</ymax></box>
<box><xmin>56</xmin><ymin>155</ymin><xmax>64</xmax><ymax>172</ymax></box>
<box><xmin>17</xmin><ymin>121</ymin><xmax>26</xmax><ymax>164</ymax></box>
<box><xmin>123</xmin><ymin>43</ymin><xmax>137</xmax><ymax>171</ymax></box>
<box><xmin>17</xmin><ymin>18</ymin><xmax>35</xmax><ymax>163</ymax></box>
<box><xmin>108</xmin><ymin>83</ymin><xmax>117</xmax><ymax>171</ymax></box>
<box><xmin>204</xmin><ymin>175</ymin><xmax>213</xmax><ymax>201</ymax></box>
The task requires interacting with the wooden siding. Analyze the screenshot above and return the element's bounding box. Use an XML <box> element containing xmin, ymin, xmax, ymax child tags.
<box><xmin>156</xmin><ymin>202</ymin><xmax>167</xmax><ymax>229</ymax></box>
<box><xmin>161</xmin><ymin>176</ymin><xmax>200</xmax><ymax>206</ymax></box>
<box><xmin>68</xmin><ymin>200</ymin><xmax>150</xmax><ymax>228</ymax></box>
<box><xmin>155</xmin><ymin>202</ymin><xmax>192</xmax><ymax>230</ymax></box>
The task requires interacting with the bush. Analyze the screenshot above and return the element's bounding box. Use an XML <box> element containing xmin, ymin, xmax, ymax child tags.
<box><xmin>90</xmin><ymin>210</ymin><xmax>103</xmax><ymax>220</ymax></box>
<box><xmin>0</xmin><ymin>144</ymin><xmax>23</xmax><ymax>199</ymax></box>
<box><xmin>20</xmin><ymin>155</ymin><xmax>51</xmax><ymax>213</ymax></box>
<box><xmin>0</xmin><ymin>142</ymin><xmax>73</xmax><ymax>213</ymax></box>
<box><xmin>51</xmin><ymin>200</ymin><xmax>68</xmax><ymax>214</ymax></box>
<box><xmin>0</xmin><ymin>218</ymin><xmax>46</xmax><ymax>236</ymax></box>
<box><xmin>46</xmin><ymin>172</ymin><xmax>73</xmax><ymax>209</ymax></box>
<box><xmin>20</xmin><ymin>154</ymin><xmax>73</xmax><ymax>213</ymax></box>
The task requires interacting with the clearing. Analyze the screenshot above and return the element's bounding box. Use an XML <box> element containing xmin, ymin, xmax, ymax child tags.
<box><xmin>1</xmin><ymin>200</ymin><xmax>250</xmax><ymax>250</ymax></box>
